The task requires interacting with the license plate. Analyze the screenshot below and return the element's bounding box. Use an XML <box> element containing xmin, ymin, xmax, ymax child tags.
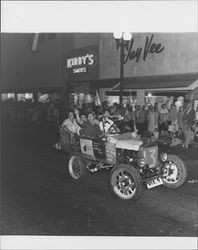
<box><xmin>147</xmin><ymin>177</ymin><xmax>163</xmax><ymax>189</ymax></box>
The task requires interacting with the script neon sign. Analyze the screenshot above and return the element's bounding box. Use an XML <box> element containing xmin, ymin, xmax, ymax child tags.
<box><xmin>124</xmin><ymin>34</ymin><xmax>165</xmax><ymax>64</ymax></box>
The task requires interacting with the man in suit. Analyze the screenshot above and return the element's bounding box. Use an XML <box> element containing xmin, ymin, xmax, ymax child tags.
<box><xmin>183</xmin><ymin>102</ymin><xmax>195</xmax><ymax>127</ymax></box>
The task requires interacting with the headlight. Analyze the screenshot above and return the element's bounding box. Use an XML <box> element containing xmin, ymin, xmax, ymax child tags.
<box><xmin>160</xmin><ymin>153</ymin><xmax>168</xmax><ymax>162</ymax></box>
<box><xmin>138</xmin><ymin>157</ymin><xmax>146</xmax><ymax>168</ymax></box>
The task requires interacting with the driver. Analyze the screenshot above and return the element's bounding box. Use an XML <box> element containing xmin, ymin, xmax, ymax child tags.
<box><xmin>99</xmin><ymin>110</ymin><xmax>114</xmax><ymax>134</ymax></box>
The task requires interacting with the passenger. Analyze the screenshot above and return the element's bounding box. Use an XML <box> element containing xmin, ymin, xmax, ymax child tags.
<box><xmin>78</xmin><ymin>113</ymin><xmax>87</xmax><ymax>126</ymax></box>
<box><xmin>80</xmin><ymin>111</ymin><xmax>102</xmax><ymax>139</ymax></box>
<box><xmin>61</xmin><ymin>110</ymin><xmax>80</xmax><ymax>136</ymax></box>
<box><xmin>99</xmin><ymin>110</ymin><xmax>114</xmax><ymax>134</ymax></box>
<box><xmin>74</xmin><ymin>108</ymin><xmax>87</xmax><ymax>126</ymax></box>
<box><xmin>54</xmin><ymin>110</ymin><xmax>80</xmax><ymax>149</ymax></box>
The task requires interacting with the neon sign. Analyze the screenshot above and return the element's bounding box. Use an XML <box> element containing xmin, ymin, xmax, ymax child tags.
<box><xmin>124</xmin><ymin>34</ymin><xmax>165</xmax><ymax>64</ymax></box>
<box><xmin>67</xmin><ymin>45</ymin><xmax>99</xmax><ymax>80</ymax></box>
<box><xmin>67</xmin><ymin>54</ymin><xmax>95</xmax><ymax>74</ymax></box>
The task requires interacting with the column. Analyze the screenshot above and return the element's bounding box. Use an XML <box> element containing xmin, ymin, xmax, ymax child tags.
<box><xmin>136</xmin><ymin>90</ymin><xmax>145</xmax><ymax>106</ymax></box>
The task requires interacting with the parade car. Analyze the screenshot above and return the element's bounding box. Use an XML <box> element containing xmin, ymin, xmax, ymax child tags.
<box><xmin>63</xmin><ymin>122</ymin><xmax>187</xmax><ymax>202</ymax></box>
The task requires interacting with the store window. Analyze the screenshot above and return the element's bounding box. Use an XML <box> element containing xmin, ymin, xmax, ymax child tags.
<box><xmin>70</xmin><ymin>93</ymin><xmax>94</xmax><ymax>108</ymax></box>
<box><xmin>1</xmin><ymin>93</ymin><xmax>15</xmax><ymax>101</ymax></box>
<box><xmin>17</xmin><ymin>93</ymin><xmax>33</xmax><ymax>102</ymax></box>
<box><xmin>38</xmin><ymin>93</ymin><xmax>50</xmax><ymax>103</ymax></box>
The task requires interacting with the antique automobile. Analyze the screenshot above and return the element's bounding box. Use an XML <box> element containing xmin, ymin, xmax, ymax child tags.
<box><xmin>62</xmin><ymin>121</ymin><xmax>187</xmax><ymax>202</ymax></box>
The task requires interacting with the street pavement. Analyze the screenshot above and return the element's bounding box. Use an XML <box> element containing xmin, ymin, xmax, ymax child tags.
<box><xmin>1</xmin><ymin>121</ymin><xmax>198</xmax><ymax>236</ymax></box>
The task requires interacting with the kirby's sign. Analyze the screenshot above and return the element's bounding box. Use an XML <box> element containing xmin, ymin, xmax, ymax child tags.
<box><xmin>67</xmin><ymin>54</ymin><xmax>95</xmax><ymax>73</ymax></box>
<box><xmin>123</xmin><ymin>34</ymin><xmax>165</xmax><ymax>64</ymax></box>
<box><xmin>67</xmin><ymin>45</ymin><xmax>99</xmax><ymax>81</ymax></box>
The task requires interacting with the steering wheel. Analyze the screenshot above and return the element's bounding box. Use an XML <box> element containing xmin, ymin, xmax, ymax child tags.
<box><xmin>107</xmin><ymin>123</ymin><xmax>120</xmax><ymax>134</ymax></box>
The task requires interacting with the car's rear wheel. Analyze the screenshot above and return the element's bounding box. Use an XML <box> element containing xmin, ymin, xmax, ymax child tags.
<box><xmin>109</xmin><ymin>164</ymin><xmax>143</xmax><ymax>202</ymax></box>
<box><xmin>68</xmin><ymin>153</ymin><xmax>87</xmax><ymax>182</ymax></box>
<box><xmin>162</xmin><ymin>154</ymin><xmax>187</xmax><ymax>188</ymax></box>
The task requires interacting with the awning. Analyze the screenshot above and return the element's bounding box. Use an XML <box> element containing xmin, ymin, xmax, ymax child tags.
<box><xmin>186</xmin><ymin>85</ymin><xmax>198</xmax><ymax>100</ymax></box>
<box><xmin>111</xmin><ymin>73</ymin><xmax>198</xmax><ymax>91</ymax></box>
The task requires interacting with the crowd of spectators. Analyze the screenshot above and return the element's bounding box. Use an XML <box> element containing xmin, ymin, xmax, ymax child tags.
<box><xmin>2</xmin><ymin>97</ymin><xmax>198</xmax><ymax>148</ymax></box>
<box><xmin>56</xmin><ymin>100</ymin><xmax>198</xmax><ymax>149</ymax></box>
<box><xmin>1</xmin><ymin>98</ymin><xmax>62</xmax><ymax>125</ymax></box>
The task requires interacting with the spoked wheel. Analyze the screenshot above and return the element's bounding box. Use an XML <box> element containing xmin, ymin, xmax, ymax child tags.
<box><xmin>162</xmin><ymin>154</ymin><xmax>187</xmax><ymax>188</ymax></box>
<box><xmin>109</xmin><ymin>164</ymin><xmax>143</xmax><ymax>202</ymax></box>
<box><xmin>68</xmin><ymin>153</ymin><xmax>87</xmax><ymax>182</ymax></box>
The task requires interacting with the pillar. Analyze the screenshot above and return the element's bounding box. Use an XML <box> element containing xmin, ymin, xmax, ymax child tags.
<box><xmin>33</xmin><ymin>91</ymin><xmax>37</xmax><ymax>103</ymax></box>
<box><xmin>99</xmin><ymin>88</ymin><xmax>112</xmax><ymax>102</ymax></box>
<box><xmin>136</xmin><ymin>90</ymin><xmax>145</xmax><ymax>106</ymax></box>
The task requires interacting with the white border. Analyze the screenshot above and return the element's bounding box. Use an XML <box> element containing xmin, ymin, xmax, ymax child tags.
<box><xmin>1</xmin><ymin>236</ymin><xmax>197</xmax><ymax>250</ymax></box>
<box><xmin>1</xmin><ymin>1</ymin><xmax>198</xmax><ymax>32</ymax></box>
<box><xmin>1</xmin><ymin>1</ymin><xmax>198</xmax><ymax>250</ymax></box>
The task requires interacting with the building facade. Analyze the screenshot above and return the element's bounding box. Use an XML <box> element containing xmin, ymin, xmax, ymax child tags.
<box><xmin>1</xmin><ymin>32</ymin><xmax>198</xmax><ymax>107</ymax></box>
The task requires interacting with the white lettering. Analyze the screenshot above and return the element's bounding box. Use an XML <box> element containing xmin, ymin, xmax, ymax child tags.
<box><xmin>67</xmin><ymin>54</ymin><xmax>95</xmax><ymax>69</ymax></box>
<box><xmin>74</xmin><ymin>58</ymin><xmax>78</xmax><ymax>66</ymax></box>
<box><xmin>67</xmin><ymin>59</ymin><xmax>72</xmax><ymax>68</ymax></box>
<box><xmin>78</xmin><ymin>57</ymin><xmax>82</xmax><ymax>65</ymax></box>
<box><xmin>88</xmin><ymin>54</ymin><xmax>95</xmax><ymax>65</ymax></box>
<box><xmin>82</xmin><ymin>56</ymin><xmax>87</xmax><ymax>64</ymax></box>
<box><xmin>73</xmin><ymin>67</ymin><xmax>87</xmax><ymax>74</ymax></box>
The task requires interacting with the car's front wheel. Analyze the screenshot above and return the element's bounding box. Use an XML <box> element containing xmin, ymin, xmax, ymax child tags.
<box><xmin>68</xmin><ymin>153</ymin><xmax>87</xmax><ymax>182</ymax></box>
<box><xmin>109</xmin><ymin>164</ymin><xmax>143</xmax><ymax>202</ymax></box>
<box><xmin>162</xmin><ymin>154</ymin><xmax>187</xmax><ymax>188</ymax></box>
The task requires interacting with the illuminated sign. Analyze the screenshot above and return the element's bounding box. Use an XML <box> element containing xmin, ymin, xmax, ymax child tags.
<box><xmin>124</xmin><ymin>34</ymin><xmax>165</xmax><ymax>64</ymax></box>
<box><xmin>67</xmin><ymin>45</ymin><xmax>99</xmax><ymax>81</ymax></box>
<box><xmin>67</xmin><ymin>54</ymin><xmax>95</xmax><ymax>69</ymax></box>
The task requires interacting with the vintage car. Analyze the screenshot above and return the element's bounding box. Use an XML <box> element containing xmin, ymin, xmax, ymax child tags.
<box><xmin>62</xmin><ymin>122</ymin><xmax>187</xmax><ymax>202</ymax></box>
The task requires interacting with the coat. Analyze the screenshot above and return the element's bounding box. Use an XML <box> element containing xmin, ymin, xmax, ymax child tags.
<box><xmin>183</xmin><ymin>109</ymin><xmax>195</xmax><ymax>125</ymax></box>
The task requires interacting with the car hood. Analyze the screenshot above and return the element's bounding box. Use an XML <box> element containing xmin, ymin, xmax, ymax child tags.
<box><xmin>107</xmin><ymin>132</ymin><xmax>143</xmax><ymax>151</ymax></box>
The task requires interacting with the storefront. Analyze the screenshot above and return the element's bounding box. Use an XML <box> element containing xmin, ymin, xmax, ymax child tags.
<box><xmin>98</xmin><ymin>33</ymin><xmax>198</xmax><ymax>107</ymax></box>
<box><xmin>1</xmin><ymin>33</ymin><xmax>73</xmax><ymax>105</ymax></box>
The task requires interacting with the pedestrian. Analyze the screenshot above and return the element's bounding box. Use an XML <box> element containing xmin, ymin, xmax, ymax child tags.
<box><xmin>183</xmin><ymin>102</ymin><xmax>195</xmax><ymax>132</ymax></box>
<box><xmin>177</xmin><ymin>106</ymin><xmax>184</xmax><ymax>136</ymax></box>
<box><xmin>124</xmin><ymin>105</ymin><xmax>135</xmax><ymax>132</ymax></box>
<box><xmin>159</xmin><ymin>104</ymin><xmax>169</xmax><ymax>137</ymax></box>
<box><xmin>195</xmin><ymin>105</ymin><xmax>198</xmax><ymax>122</ymax></box>
<box><xmin>168</xmin><ymin>104</ymin><xmax>178</xmax><ymax>138</ymax></box>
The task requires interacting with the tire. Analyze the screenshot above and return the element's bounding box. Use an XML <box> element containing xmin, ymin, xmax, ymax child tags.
<box><xmin>67</xmin><ymin>153</ymin><xmax>87</xmax><ymax>182</ymax></box>
<box><xmin>162</xmin><ymin>154</ymin><xmax>187</xmax><ymax>188</ymax></box>
<box><xmin>109</xmin><ymin>164</ymin><xmax>143</xmax><ymax>202</ymax></box>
